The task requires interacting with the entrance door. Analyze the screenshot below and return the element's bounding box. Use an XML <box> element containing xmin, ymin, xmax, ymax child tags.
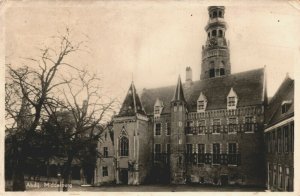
<box><xmin>220</xmin><ymin>175</ymin><xmax>228</xmax><ymax>186</ymax></box>
<box><xmin>119</xmin><ymin>169</ymin><xmax>128</xmax><ymax>184</ymax></box>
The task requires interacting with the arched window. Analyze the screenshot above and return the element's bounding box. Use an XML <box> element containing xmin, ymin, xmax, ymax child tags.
<box><xmin>213</xmin><ymin>11</ymin><xmax>217</xmax><ymax>18</ymax></box>
<box><xmin>218</xmin><ymin>30</ymin><xmax>223</xmax><ymax>37</ymax></box>
<box><xmin>212</xmin><ymin>30</ymin><xmax>217</xmax><ymax>37</ymax></box>
<box><xmin>218</xmin><ymin>11</ymin><xmax>222</xmax><ymax>18</ymax></box>
<box><xmin>220</xmin><ymin>68</ymin><xmax>225</xmax><ymax>76</ymax></box>
<box><xmin>208</xmin><ymin>32</ymin><xmax>210</xmax><ymax>38</ymax></box>
<box><xmin>209</xmin><ymin>68</ymin><xmax>215</xmax><ymax>78</ymax></box>
<box><xmin>120</xmin><ymin>137</ymin><xmax>129</xmax><ymax>156</ymax></box>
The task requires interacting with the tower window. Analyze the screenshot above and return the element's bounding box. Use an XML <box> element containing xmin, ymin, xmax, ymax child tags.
<box><xmin>155</xmin><ymin>123</ymin><xmax>161</xmax><ymax>135</ymax></box>
<box><xmin>208</xmin><ymin>32</ymin><xmax>210</xmax><ymax>38</ymax></box>
<box><xmin>120</xmin><ymin>137</ymin><xmax>129</xmax><ymax>156</ymax></box>
<box><xmin>212</xmin><ymin>30</ymin><xmax>217</xmax><ymax>37</ymax></box>
<box><xmin>218</xmin><ymin>30</ymin><xmax>223</xmax><ymax>37</ymax></box>
<box><xmin>215</xmin><ymin>68</ymin><xmax>220</xmax><ymax>76</ymax></box>
<box><xmin>220</xmin><ymin>68</ymin><xmax>225</xmax><ymax>75</ymax></box>
<box><xmin>209</xmin><ymin>68</ymin><xmax>215</xmax><ymax>78</ymax></box>
<box><xmin>213</xmin><ymin>11</ymin><xmax>217</xmax><ymax>18</ymax></box>
<box><xmin>218</xmin><ymin>11</ymin><xmax>223</xmax><ymax>18</ymax></box>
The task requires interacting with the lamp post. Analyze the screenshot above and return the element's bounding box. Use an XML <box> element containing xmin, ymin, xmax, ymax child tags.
<box><xmin>57</xmin><ymin>173</ymin><xmax>61</xmax><ymax>192</ymax></box>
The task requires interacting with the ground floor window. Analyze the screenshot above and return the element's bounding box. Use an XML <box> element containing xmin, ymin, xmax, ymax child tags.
<box><xmin>102</xmin><ymin>166</ymin><xmax>108</xmax><ymax>177</ymax></box>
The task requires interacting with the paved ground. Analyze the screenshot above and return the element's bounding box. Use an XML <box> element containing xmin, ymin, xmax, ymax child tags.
<box><xmin>23</xmin><ymin>183</ymin><xmax>266</xmax><ymax>192</ymax></box>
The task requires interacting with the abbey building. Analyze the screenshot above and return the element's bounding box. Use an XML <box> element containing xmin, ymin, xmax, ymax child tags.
<box><xmin>95</xmin><ymin>6</ymin><xmax>294</xmax><ymax>190</ymax></box>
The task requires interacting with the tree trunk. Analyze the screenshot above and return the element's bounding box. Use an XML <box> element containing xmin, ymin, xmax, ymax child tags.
<box><xmin>63</xmin><ymin>152</ymin><xmax>74</xmax><ymax>192</ymax></box>
<box><xmin>12</xmin><ymin>136</ymin><xmax>25</xmax><ymax>191</ymax></box>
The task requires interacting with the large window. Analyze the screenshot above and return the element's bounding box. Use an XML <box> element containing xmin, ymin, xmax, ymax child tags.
<box><xmin>102</xmin><ymin>166</ymin><xmax>108</xmax><ymax>177</ymax></box>
<box><xmin>228</xmin><ymin>143</ymin><xmax>238</xmax><ymax>165</ymax></box>
<box><xmin>213</xmin><ymin>119</ymin><xmax>221</xmax><ymax>134</ymax></box>
<box><xmin>228</xmin><ymin>117</ymin><xmax>237</xmax><ymax>133</ymax></box>
<box><xmin>166</xmin><ymin>122</ymin><xmax>171</xmax><ymax>136</ymax></box>
<box><xmin>103</xmin><ymin>147</ymin><xmax>108</xmax><ymax>158</ymax></box>
<box><xmin>245</xmin><ymin>116</ymin><xmax>255</xmax><ymax>132</ymax></box>
<box><xmin>155</xmin><ymin>123</ymin><xmax>161</xmax><ymax>135</ymax></box>
<box><xmin>120</xmin><ymin>137</ymin><xmax>129</xmax><ymax>156</ymax></box>
<box><xmin>212</xmin><ymin>143</ymin><xmax>221</xmax><ymax>164</ymax></box>
<box><xmin>284</xmin><ymin>126</ymin><xmax>289</xmax><ymax>153</ymax></box>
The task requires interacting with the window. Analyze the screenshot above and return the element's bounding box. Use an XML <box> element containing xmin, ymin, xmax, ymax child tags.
<box><xmin>272</xmin><ymin>132</ymin><xmax>276</xmax><ymax>153</ymax></box>
<box><xmin>198</xmin><ymin>101</ymin><xmax>204</xmax><ymax>110</ymax></box>
<box><xmin>212</xmin><ymin>143</ymin><xmax>221</xmax><ymax>164</ymax></box>
<box><xmin>220</xmin><ymin>68</ymin><xmax>225</xmax><ymax>76</ymax></box>
<box><xmin>155</xmin><ymin>123</ymin><xmax>161</xmax><ymax>135</ymax></box>
<box><xmin>166</xmin><ymin>122</ymin><xmax>171</xmax><ymax>135</ymax></box>
<box><xmin>213</xmin><ymin>119</ymin><xmax>221</xmax><ymax>134</ymax></box>
<box><xmin>218</xmin><ymin>11</ymin><xmax>222</xmax><ymax>17</ymax></box>
<box><xmin>273</xmin><ymin>165</ymin><xmax>277</xmax><ymax>186</ymax></box>
<box><xmin>208</xmin><ymin>32</ymin><xmax>210</xmax><ymax>38</ymax></box>
<box><xmin>103</xmin><ymin>147</ymin><xmax>108</xmax><ymax>158</ymax></box>
<box><xmin>198</xmin><ymin>120</ymin><xmax>205</xmax><ymax>134</ymax></box>
<box><xmin>228</xmin><ymin>143</ymin><xmax>238</xmax><ymax>165</ymax></box>
<box><xmin>185</xmin><ymin>121</ymin><xmax>193</xmax><ymax>135</ymax></box>
<box><xmin>228</xmin><ymin>118</ymin><xmax>237</xmax><ymax>133</ymax></box>
<box><xmin>209</xmin><ymin>68</ymin><xmax>215</xmax><ymax>78</ymax></box>
<box><xmin>291</xmin><ymin>123</ymin><xmax>294</xmax><ymax>152</ymax></box>
<box><xmin>198</xmin><ymin>144</ymin><xmax>205</xmax><ymax>164</ymax></box>
<box><xmin>154</xmin><ymin>106</ymin><xmax>160</xmax><ymax>115</ymax></box>
<box><xmin>285</xmin><ymin>167</ymin><xmax>290</xmax><ymax>191</ymax></box>
<box><xmin>228</xmin><ymin>97</ymin><xmax>236</xmax><ymax>107</ymax></box>
<box><xmin>186</xmin><ymin>144</ymin><xmax>193</xmax><ymax>154</ymax></box>
<box><xmin>215</xmin><ymin>68</ymin><xmax>220</xmax><ymax>76</ymax></box>
<box><xmin>212</xmin><ymin>30</ymin><xmax>217</xmax><ymax>37</ymax></box>
<box><xmin>277</xmin><ymin>128</ymin><xmax>282</xmax><ymax>153</ymax></box>
<box><xmin>213</xmin><ymin>11</ymin><xmax>217</xmax><ymax>18</ymax></box>
<box><xmin>278</xmin><ymin>166</ymin><xmax>283</xmax><ymax>188</ymax></box>
<box><xmin>245</xmin><ymin>116</ymin><xmax>255</xmax><ymax>132</ymax></box>
<box><xmin>120</xmin><ymin>137</ymin><xmax>129</xmax><ymax>156</ymax></box>
<box><xmin>102</xmin><ymin>166</ymin><xmax>108</xmax><ymax>177</ymax></box>
<box><xmin>166</xmin><ymin>144</ymin><xmax>171</xmax><ymax>154</ymax></box>
<box><xmin>281</xmin><ymin>102</ymin><xmax>291</xmax><ymax>114</ymax></box>
<box><xmin>218</xmin><ymin>30</ymin><xmax>223</xmax><ymax>37</ymax></box>
<box><xmin>154</xmin><ymin>144</ymin><xmax>161</xmax><ymax>153</ymax></box>
<box><xmin>284</xmin><ymin>126</ymin><xmax>289</xmax><ymax>153</ymax></box>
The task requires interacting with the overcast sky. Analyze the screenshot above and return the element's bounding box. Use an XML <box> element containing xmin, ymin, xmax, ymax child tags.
<box><xmin>4</xmin><ymin>0</ymin><xmax>300</xmax><ymax>104</ymax></box>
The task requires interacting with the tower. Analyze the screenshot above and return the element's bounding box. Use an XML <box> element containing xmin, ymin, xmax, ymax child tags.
<box><xmin>170</xmin><ymin>76</ymin><xmax>187</xmax><ymax>184</ymax></box>
<box><xmin>200</xmin><ymin>6</ymin><xmax>231</xmax><ymax>80</ymax></box>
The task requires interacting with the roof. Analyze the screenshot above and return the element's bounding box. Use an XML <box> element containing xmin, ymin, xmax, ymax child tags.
<box><xmin>265</xmin><ymin>76</ymin><xmax>294</xmax><ymax>127</ymax></box>
<box><xmin>172</xmin><ymin>76</ymin><xmax>186</xmax><ymax>102</ymax></box>
<box><xmin>117</xmin><ymin>82</ymin><xmax>146</xmax><ymax>117</ymax></box>
<box><xmin>141</xmin><ymin>68</ymin><xmax>265</xmax><ymax>114</ymax></box>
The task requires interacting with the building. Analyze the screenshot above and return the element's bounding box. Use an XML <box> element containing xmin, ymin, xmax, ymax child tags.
<box><xmin>95</xmin><ymin>6</ymin><xmax>269</xmax><ymax>187</ymax></box>
<box><xmin>264</xmin><ymin>76</ymin><xmax>294</xmax><ymax>191</ymax></box>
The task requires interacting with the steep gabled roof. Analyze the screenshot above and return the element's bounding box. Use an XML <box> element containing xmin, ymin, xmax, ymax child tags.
<box><xmin>117</xmin><ymin>82</ymin><xmax>146</xmax><ymax>117</ymax></box>
<box><xmin>265</xmin><ymin>76</ymin><xmax>294</xmax><ymax>127</ymax></box>
<box><xmin>141</xmin><ymin>68</ymin><xmax>265</xmax><ymax>114</ymax></box>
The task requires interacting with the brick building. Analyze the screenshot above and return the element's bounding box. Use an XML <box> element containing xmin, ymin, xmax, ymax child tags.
<box><xmin>95</xmin><ymin>6</ymin><xmax>277</xmax><ymax>187</ymax></box>
<box><xmin>264</xmin><ymin>76</ymin><xmax>294</xmax><ymax>191</ymax></box>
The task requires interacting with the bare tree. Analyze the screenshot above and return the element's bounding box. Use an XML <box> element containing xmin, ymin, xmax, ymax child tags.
<box><xmin>5</xmin><ymin>28</ymin><xmax>86</xmax><ymax>191</ymax></box>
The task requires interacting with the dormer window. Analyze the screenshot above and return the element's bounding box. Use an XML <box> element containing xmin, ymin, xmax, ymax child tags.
<box><xmin>197</xmin><ymin>92</ymin><xmax>207</xmax><ymax>113</ymax></box>
<box><xmin>281</xmin><ymin>100</ymin><xmax>292</xmax><ymax>114</ymax></box>
<box><xmin>227</xmin><ymin>88</ymin><xmax>238</xmax><ymax>110</ymax></box>
<box><xmin>154</xmin><ymin>98</ymin><xmax>164</xmax><ymax>117</ymax></box>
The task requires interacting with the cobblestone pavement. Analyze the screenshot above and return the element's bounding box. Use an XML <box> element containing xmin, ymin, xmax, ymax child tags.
<box><xmin>22</xmin><ymin>183</ymin><xmax>266</xmax><ymax>192</ymax></box>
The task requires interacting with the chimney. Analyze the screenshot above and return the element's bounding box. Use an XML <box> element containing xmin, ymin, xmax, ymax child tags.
<box><xmin>186</xmin><ymin>66</ymin><xmax>193</xmax><ymax>82</ymax></box>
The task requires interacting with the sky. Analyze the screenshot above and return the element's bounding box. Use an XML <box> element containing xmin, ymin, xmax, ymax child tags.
<box><xmin>4</xmin><ymin>0</ymin><xmax>300</xmax><ymax>105</ymax></box>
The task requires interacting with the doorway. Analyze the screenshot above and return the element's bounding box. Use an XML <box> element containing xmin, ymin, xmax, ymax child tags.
<box><xmin>119</xmin><ymin>169</ymin><xmax>128</xmax><ymax>184</ymax></box>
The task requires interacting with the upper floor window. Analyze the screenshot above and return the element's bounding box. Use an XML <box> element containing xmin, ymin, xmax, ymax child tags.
<box><xmin>186</xmin><ymin>144</ymin><xmax>193</xmax><ymax>154</ymax></box>
<box><xmin>198</xmin><ymin>101</ymin><xmax>204</xmax><ymax>110</ymax></box>
<box><xmin>228</xmin><ymin>143</ymin><xmax>237</xmax><ymax>154</ymax></box>
<box><xmin>166</xmin><ymin>144</ymin><xmax>171</xmax><ymax>154</ymax></box>
<box><xmin>155</xmin><ymin>123</ymin><xmax>161</xmax><ymax>135</ymax></box>
<box><xmin>154</xmin><ymin>106</ymin><xmax>160</xmax><ymax>115</ymax></box>
<box><xmin>103</xmin><ymin>147</ymin><xmax>108</xmax><ymax>158</ymax></box>
<box><xmin>102</xmin><ymin>166</ymin><xmax>108</xmax><ymax>177</ymax></box>
<box><xmin>218</xmin><ymin>30</ymin><xmax>223</xmax><ymax>37</ymax></box>
<box><xmin>198</xmin><ymin>144</ymin><xmax>205</xmax><ymax>154</ymax></box>
<box><xmin>228</xmin><ymin>97</ymin><xmax>235</xmax><ymax>107</ymax></box>
<box><xmin>120</xmin><ymin>137</ymin><xmax>129</xmax><ymax>156</ymax></box>
<box><xmin>213</xmin><ymin>119</ymin><xmax>221</xmax><ymax>134</ymax></box>
<box><xmin>245</xmin><ymin>116</ymin><xmax>255</xmax><ymax>132</ymax></box>
<box><xmin>166</xmin><ymin>122</ymin><xmax>171</xmax><ymax>135</ymax></box>
<box><xmin>197</xmin><ymin>92</ymin><xmax>207</xmax><ymax>113</ymax></box>
<box><xmin>212</xmin><ymin>30</ymin><xmax>217</xmax><ymax>37</ymax></box>
<box><xmin>154</xmin><ymin>144</ymin><xmax>161</xmax><ymax>153</ymax></box>
<box><xmin>228</xmin><ymin>117</ymin><xmax>237</xmax><ymax>133</ymax></box>
<box><xmin>281</xmin><ymin>100</ymin><xmax>292</xmax><ymax>114</ymax></box>
<box><xmin>212</xmin><ymin>11</ymin><xmax>217</xmax><ymax>18</ymax></box>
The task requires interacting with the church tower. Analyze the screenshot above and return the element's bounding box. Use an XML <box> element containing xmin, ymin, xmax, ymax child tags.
<box><xmin>200</xmin><ymin>6</ymin><xmax>231</xmax><ymax>80</ymax></box>
<box><xmin>170</xmin><ymin>76</ymin><xmax>187</xmax><ymax>184</ymax></box>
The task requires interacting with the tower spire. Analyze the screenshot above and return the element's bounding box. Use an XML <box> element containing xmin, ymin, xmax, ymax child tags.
<box><xmin>200</xmin><ymin>6</ymin><xmax>231</xmax><ymax>80</ymax></box>
<box><xmin>172</xmin><ymin>75</ymin><xmax>186</xmax><ymax>102</ymax></box>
